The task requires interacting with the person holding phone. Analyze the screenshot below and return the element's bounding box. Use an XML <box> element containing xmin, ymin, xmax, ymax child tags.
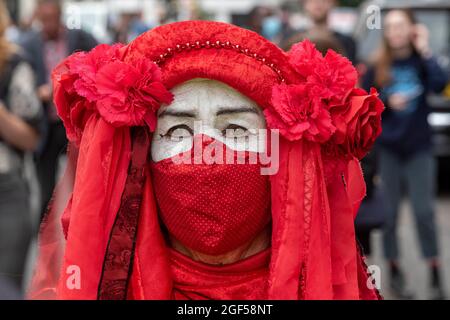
<box><xmin>362</xmin><ymin>9</ymin><xmax>448</xmax><ymax>299</ymax></box>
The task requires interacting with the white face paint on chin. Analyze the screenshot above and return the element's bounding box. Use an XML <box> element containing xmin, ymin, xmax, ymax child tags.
<box><xmin>151</xmin><ymin>78</ymin><xmax>267</xmax><ymax>163</ymax></box>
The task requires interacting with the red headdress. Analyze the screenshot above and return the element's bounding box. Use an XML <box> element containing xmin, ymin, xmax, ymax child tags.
<box><xmin>29</xmin><ymin>21</ymin><xmax>383</xmax><ymax>300</ymax></box>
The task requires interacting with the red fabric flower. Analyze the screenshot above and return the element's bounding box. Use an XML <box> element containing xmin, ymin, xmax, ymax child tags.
<box><xmin>264</xmin><ymin>83</ymin><xmax>335</xmax><ymax>142</ymax></box>
<box><xmin>266</xmin><ymin>39</ymin><xmax>382</xmax><ymax>154</ymax></box>
<box><xmin>288</xmin><ymin>39</ymin><xmax>323</xmax><ymax>78</ymax></box>
<box><xmin>53</xmin><ymin>60</ymin><xmax>96</xmax><ymax>143</ymax></box>
<box><xmin>95</xmin><ymin>58</ymin><xmax>173</xmax><ymax>129</ymax></box>
<box><xmin>52</xmin><ymin>43</ymin><xmax>173</xmax><ymax>144</ymax></box>
<box><xmin>329</xmin><ymin>88</ymin><xmax>384</xmax><ymax>159</ymax></box>
<box><xmin>289</xmin><ymin>40</ymin><xmax>358</xmax><ymax>103</ymax></box>
<box><xmin>68</xmin><ymin>44</ymin><xmax>124</xmax><ymax>102</ymax></box>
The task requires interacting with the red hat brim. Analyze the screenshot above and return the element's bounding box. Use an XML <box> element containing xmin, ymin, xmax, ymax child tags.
<box><xmin>123</xmin><ymin>21</ymin><xmax>301</xmax><ymax>110</ymax></box>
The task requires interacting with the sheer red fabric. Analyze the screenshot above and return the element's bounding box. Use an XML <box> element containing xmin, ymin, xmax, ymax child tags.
<box><xmin>29</xmin><ymin>116</ymin><xmax>131</xmax><ymax>299</ymax></box>
<box><xmin>28</xmin><ymin>143</ymin><xmax>77</xmax><ymax>299</ymax></box>
<box><xmin>29</xmin><ymin>21</ymin><xmax>383</xmax><ymax>300</ymax></box>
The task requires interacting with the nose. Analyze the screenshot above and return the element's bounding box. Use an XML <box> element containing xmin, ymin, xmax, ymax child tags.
<box><xmin>193</xmin><ymin>133</ymin><xmax>215</xmax><ymax>149</ymax></box>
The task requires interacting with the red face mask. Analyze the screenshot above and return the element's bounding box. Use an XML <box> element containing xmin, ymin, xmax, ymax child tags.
<box><xmin>150</xmin><ymin>136</ymin><xmax>271</xmax><ymax>255</ymax></box>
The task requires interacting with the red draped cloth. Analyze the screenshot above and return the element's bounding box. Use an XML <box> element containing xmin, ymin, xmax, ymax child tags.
<box><xmin>168</xmin><ymin>248</ymin><xmax>270</xmax><ymax>300</ymax></box>
<box><xmin>29</xmin><ymin>21</ymin><xmax>383</xmax><ymax>300</ymax></box>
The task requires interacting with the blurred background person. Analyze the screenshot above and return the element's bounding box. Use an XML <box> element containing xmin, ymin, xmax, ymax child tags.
<box><xmin>283</xmin><ymin>0</ymin><xmax>356</xmax><ymax>63</ymax></box>
<box><xmin>362</xmin><ymin>8</ymin><xmax>448</xmax><ymax>300</ymax></box>
<box><xmin>0</xmin><ymin>0</ymin><xmax>42</xmax><ymax>294</ymax></box>
<box><xmin>244</xmin><ymin>5</ymin><xmax>271</xmax><ymax>36</ymax></box>
<box><xmin>0</xmin><ymin>276</ymin><xmax>22</xmax><ymax>299</ymax></box>
<box><xmin>260</xmin><ymin>7</ymin><xmax>282</xmax><ymax>43</ymax></box>
<box><xmin>275</xmin><ymin>3</ymin><xmax>297</xmax><ymax>46</ymax></box>
<box><xmin>18</xmin><ymin>0</ymin><xmax>97</xmax><ymax>221</ymax></box>
<box><xmin>112</xmin><ymin>12</ymin><xmax>151</xmax><ymax>44</ymax></box>
<box><xmin>354</xmin><ymin>150</ymin><xmax>386</xmax><ymax>260</ymax></box>
<box><xmin>282</xmin><ymin>27</ymin><xmax>343</xmax><ymax>53</ymax></box>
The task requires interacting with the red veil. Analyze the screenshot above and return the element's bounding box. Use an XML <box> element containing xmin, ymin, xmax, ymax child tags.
<box><xmin>29</xmin><ymin>21</ymin><xmax>383</xmax><ymax>300</ymax></box>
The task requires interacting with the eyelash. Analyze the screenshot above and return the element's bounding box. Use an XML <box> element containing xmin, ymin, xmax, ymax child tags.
<box><xmin>160</xmin><ymin>124</ymin><xmax>249</xmax><ymax>139</ymax></box>
<box><xmin>221</xmin><ymin>124</ymin><xmax>248</xmax><ymax>137</ymax></box>
<box><xmin>160</xmin><ymin>124</ymin><xmax>194</xmax><ymax>138</ymax></box>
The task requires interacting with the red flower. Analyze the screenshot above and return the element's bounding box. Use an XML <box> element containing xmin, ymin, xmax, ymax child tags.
<box><xmin>315</xmin><ymin>50</ymin><xmax>358</xmax><ymax>103</ymax></box>
<box><xmin>266</xmin><ymin>39</ymin><xmax>378</xmax><ymax>151</ymax></box>
<box><xmin>52</xmin><ymin>43</ymin><xmax>173</xmax><ymax>144</ymax></box>
<box><xmin>68</xmin><ymin>44</ymin><xmax>124</xmax><ymax>102</ymax></box>
<box><xmin>329</xmin><ymin>88</ymin><xmax>384</xmax><ymax>159</ymax></box>
<box><xmin>95</xmin><ymin>58</ymin><xmax>173</xmax><ymax>129</ymax></box>
<box><xmin>53</xmin><ymin>61</ymin><xmax>95</xmax><ymax>143</ymax></box>
<box><xmin>289</xmin><ymin>40</ymin><xmax>358</xmax><ymax>102</ymax></box>
<box><xmin>288</xmin><ymin>39</ymin><xmax>323</xmax><ymax>78</ymax></box>
<box><xmin>265</xmin><ymin>83</ymin><xmax>335</xmax><ymax>142</ymax></box>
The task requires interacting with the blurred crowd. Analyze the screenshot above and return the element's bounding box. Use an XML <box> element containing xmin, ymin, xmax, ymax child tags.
<box><xmin>0</xmin><ymin>0</ymin><xmax>449</xmax><ymax>299</ymax></box>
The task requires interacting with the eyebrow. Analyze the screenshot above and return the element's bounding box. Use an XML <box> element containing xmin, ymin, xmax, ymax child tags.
<box><xmin>216</xmin><ymin>106</ymin><xmax>259</xmax><ymax>116</ymax></box>
<box><xmin>158</xmin><ymin>109</ymin><xmax>197</xmax><ymax>118</ymax></box>
<box><xmin>158</xmin><ymin>106</ymin><xmax>259</xmax><ymax>118</ymax></box>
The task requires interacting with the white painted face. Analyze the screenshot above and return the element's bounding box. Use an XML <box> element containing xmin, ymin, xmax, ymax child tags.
<box><xmin>151</xmin><ymin>79</ymin><xmax>267</xmax><ymax>162</ymax></box>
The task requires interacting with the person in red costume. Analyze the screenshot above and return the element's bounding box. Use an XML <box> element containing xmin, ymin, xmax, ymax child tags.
<box><xmin>28</xmin><ymin>21</ymin><xmax>384</xmax><ymax>300</ymax></box>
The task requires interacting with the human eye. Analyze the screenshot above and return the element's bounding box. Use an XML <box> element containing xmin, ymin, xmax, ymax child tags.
<box><xmin>160</xmin><ymin>124</ymin><xmax>193</xmax><ymax>142</ymax></box>
<box><xmin>222</xmin><ymin>124</ymin><xmax>250</xmax><ymax>140</ymax></box>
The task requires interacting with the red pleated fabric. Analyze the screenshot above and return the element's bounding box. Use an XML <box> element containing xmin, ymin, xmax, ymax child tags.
<box><xmin>169</xmin><ymin>247</ymin><xmax>270</xmax><ymax>300</ymax></box>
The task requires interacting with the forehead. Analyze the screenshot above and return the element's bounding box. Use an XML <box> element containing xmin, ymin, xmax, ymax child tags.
<box><xmin>38</xmin><ymin>3</ymin><xmax>61</xmax><ymax>15</ymax></box>
<box><xmin>159</xmin><ymin>78</ymin><xmax>260</xmax><ymax>114</ymax></box>
<box><xmin>384</xmin><ymin>11</ymin><xmax>411</xmax><ymax>25</ymax></box>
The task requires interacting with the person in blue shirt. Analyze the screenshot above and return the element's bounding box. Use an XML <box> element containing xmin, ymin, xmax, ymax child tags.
<box><xmin>363</xmin><ymin>9</ymin><xmax>448</xmax><ymax>300</ymax></box>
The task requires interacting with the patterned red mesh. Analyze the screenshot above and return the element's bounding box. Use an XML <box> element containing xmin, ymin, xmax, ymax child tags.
<box><xmin>150</xmin><ymin>136</ymin><xmax>271</xmax><ymax>255</ymax></box>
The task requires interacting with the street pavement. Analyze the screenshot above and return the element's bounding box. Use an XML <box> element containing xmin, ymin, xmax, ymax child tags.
<box><xmin>369</xmin><ymin>196</ymin><xmax>450</xmax><ymax>300</ymax></box>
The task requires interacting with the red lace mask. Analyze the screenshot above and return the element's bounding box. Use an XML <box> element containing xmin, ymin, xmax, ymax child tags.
<box><xmin>150</xmin><ymin>136</ymin><xmax>271</xmax><ymax>255</ymax></box>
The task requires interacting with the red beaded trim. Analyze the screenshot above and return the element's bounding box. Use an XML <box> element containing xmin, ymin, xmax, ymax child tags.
<box><xmin>154</xmin><ymin>40</ymin><xmax>286</xmax><ymax>82</ymax></box>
